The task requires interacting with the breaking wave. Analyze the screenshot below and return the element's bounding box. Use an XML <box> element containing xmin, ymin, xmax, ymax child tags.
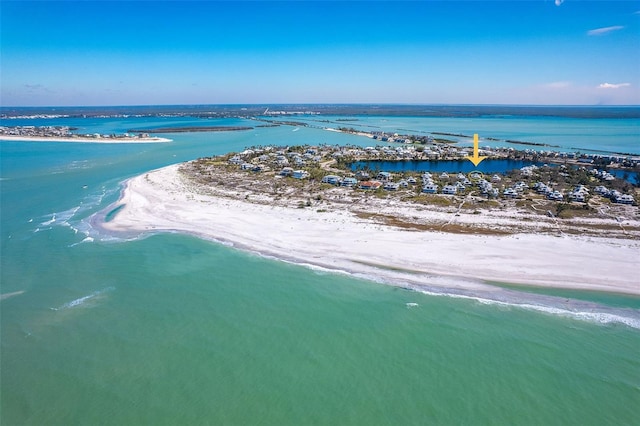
<box><xmin>51</xmin><ymin>287</ymin><xmax>115</xmax><ymax>311</ymax></box>
<box><xmin>36</xmin><ymin>185</ymin><xmax>120</xmax><ymax>243</ymax></box>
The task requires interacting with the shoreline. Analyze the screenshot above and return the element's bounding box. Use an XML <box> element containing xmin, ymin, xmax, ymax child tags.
<box><xmin>0</xmin><ymin>135</ymin><xmax>172</xmax><ymax>144</ymax></box>
<box><xmin>95</xmin><ymin>163</ymin><xmax>640</xmax><ymax>297</ymax></box>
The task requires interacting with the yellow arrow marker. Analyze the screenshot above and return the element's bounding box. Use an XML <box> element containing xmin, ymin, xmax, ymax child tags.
<box><xmin>466</xmin><ymin>133</ymin><xmax>487</xmax><ymax>167</ymax></box>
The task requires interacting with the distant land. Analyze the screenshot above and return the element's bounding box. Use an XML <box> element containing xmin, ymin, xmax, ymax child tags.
<box><xmin>1</xmin><ymin>104</ymin><xmax>640</xmax><ymax>119</ymax></box>
<box><xmin>126</xmin><ymin>126</ymin><xmax>253</xmax><ymax>133</ymax></box>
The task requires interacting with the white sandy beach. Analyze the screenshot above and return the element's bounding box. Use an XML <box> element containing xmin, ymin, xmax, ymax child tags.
<box><xmin>0</xmin><ymin>135</ymin><xmax>172</xmax><ymax>144</ymax></box>
<box><xmin>99</xmin><ymin>164</ymin><xmax>640</xmax><ymax>296</ymax></box>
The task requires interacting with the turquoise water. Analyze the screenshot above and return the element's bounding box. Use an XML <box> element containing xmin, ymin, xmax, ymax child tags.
<box><xmin>296</xmin><ymin>114</ymin><xmax>640</xmax><ymax>154</ymax></box>
<box><xmin>2</xmin><ymin>113</ymin><xmax>639</xmax><ymax>425</ymax></box>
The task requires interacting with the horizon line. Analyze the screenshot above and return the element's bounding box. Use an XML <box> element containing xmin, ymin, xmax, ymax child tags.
<box><xmin>2</xmin><ymin>103</ymin><xmax>640</xmax><ymax>109</ymax></box>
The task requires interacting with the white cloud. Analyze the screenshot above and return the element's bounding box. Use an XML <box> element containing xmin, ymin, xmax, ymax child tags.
<box><xmin>587</xmin><ymin>26</ymin><xmax>624</xmax><ymax>36</ymax></box>
<box><xmin>597</xmin><ymin>82</ymin><xmax>631</xmax><ymax>89</ymax></box>
<box><xmin>555</xmin><ymin>0</ymin><xmax>564</xmax><ymax>6</ymax></box>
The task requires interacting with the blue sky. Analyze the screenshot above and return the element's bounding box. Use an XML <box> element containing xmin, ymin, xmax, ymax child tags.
<box><xmin>1</xmin><ymin>1</ymin><xmax>639</xmax><ymax>106</ymax></box>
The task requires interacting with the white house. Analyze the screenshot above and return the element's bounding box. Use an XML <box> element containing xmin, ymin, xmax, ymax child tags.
<box><xmin>292</xmin><ymin>170</ymin><xmax>309</xmax><ymax>179</ymax></box>
<box><xmin>442</xmin><ymin>185</ymin><xmax>457</xmax><ymax>195</ymax></box>
<box><xmin>422</xmin><ymin>183</ymin><xmax>439</xmax><ymax>194</ymax></box>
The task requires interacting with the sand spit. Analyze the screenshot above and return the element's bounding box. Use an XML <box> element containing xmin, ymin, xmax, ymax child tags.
<box><xmin>0</xmin><ymin>135</ymin><xmax>172</xmax><ymax>144</ymax></box>
<box><xmin>98</xmin><ymin>163</ymin><xmax>640</xmax><ymax>296</ymax></box>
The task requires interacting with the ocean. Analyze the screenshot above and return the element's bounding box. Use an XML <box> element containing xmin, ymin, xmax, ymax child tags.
<box><xmin>1</xmin><ymin>106</ymin><xmax>639</xmax><ymax>425</ymax></box>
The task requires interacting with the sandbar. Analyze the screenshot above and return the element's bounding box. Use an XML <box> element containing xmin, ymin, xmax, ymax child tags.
<box><xmin>96</xmin><ymin>163</ymin><xmax>640</xmax><ymax>297</ymax></box>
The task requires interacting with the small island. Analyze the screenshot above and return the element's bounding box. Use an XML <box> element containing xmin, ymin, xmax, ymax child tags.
<box><xmin>98</xmin><ymin>144</ymin><xmax>640</xmax><ymax>297</ymax></box>
<box><xmin>126</xmin><ymin>126</ymin><xmax>253</xmax><ymax>133</ymax></box>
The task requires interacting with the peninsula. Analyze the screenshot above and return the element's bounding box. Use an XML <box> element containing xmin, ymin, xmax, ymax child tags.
<box><xmin>98</xmin><ymin>144</ymin><xmax>640</xmax><ymax>297</ymax></box>
<box><xmin>0</xmin><ymin>126</ymin><xmax>171</xmax><ymax>143</ymax></box>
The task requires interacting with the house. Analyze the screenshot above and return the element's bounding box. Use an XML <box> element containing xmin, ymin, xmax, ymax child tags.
<box><xmin>503</xmin><ymin>188</ymin><xmax>518</xmax><ymax>198</ymax></box>
<box><xmin>359</xmin><ymin>180</ymin><xmax>382</xmax><ymax>190</ymax></box>
<box><xmin>292</xmin><ymin>170</ymin><xmax>309</xmax><ymax>179</ymax></box>
<box><xmin>613</xmin><ymin>194</ymin><xmax>635</xmax><ymax>205</ymax></box>
<box><xmin>228</xmin><ymin>155</ymin><xmax>244</xmax><ymax>165</ymax></box>
<box><xmin>377</xmin><ymin>171</ymin><xmax>392</xmax><ymax>181</ymax></box>
<box><xmin>422</xmin><ymin>183</ymin><xmax>439</xmax><ymax>194</ymax></box>
<box><xmin>383</xmin><ymin>182</ymin><xmax>400</xmax><ymax>191</ymax></box>
<box><xmin>341</xmin><ymin>177</ymin><xmax>358</xmax><ymax>187</ymax></box>
<box><xmin>594</xmin><ymin>186</ymin><xmax>610</xmax><ymax>196</ymax></box>
<box><xmin>279</xmin><ymin>167</ymin><xmax>294</xmax><ymax>177</ymax></box>
<box><xmin>487</xmin><ymin>188</ymin><xmax>499</xmax><ymax>198</ymax></box>
<box><xmin>469</xmin><ymin>172</ymin><xmax>482</xmax><ymax>181</ymax></box>
<box><xmin>514</xmin><ymin>181</ymin><xmax>528</xmax><ymax>192</ymax></box>
<box><xmin>547</xmin><ymin>191</ymin><xmax>564</xmax><ymax>201</ymax></box>
<box><xmin>568</xmin><ymin>192</ymin><xmax>585</xmax><ymax>202</ymax></box>
<box><xmin>534</xmin><ymin>182</ymin><xmax>551</xmax><ymax>194</ymax></box>
<box><xmin>321</xmin><ymin>175</ymin><xmax>342</xmax><ymax>185</ymax></box>
<box><xmin>355</xmin><ymin>171</ymin><xmax>370</xmax><ymax>180</ymax></box>
<box><xmin>442</xmin><ymin>185</ymin><xmax>457</xmax><ymax>195</ymax></box>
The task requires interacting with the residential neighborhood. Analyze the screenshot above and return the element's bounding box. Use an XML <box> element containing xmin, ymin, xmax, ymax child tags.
<box><xmin>183</xmin><ymin>144</ymin><xmax>638</xmax><ymax>222</ymax></box>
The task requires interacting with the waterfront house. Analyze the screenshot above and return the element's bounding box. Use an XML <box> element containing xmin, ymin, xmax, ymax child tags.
<box><xmin>377</xmin><ymin>171</ymin><xmax>392</xmax><ymax>181</ymax></box>
<box><xmin>469</xmin><ymin>172</ymin><xmax>482</xmax><ymax>181</ymax></box>
<box><xmin>228</xmin><ymin>155</ymin><xmax>244</xmax><ymax>165</ymax></box>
